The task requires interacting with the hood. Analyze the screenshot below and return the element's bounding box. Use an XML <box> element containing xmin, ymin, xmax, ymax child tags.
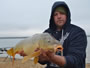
<box><xmin>49</xmin><ymin>1</ymin><xmax>71</xmax><ymax>30</ymax></box>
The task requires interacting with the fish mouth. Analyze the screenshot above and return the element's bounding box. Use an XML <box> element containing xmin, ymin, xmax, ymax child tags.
<box><xmin>54</xmin><ymin>44</ymin><xmax>63</xmax><ymax>52</ymax></box>
<box><xmin>46</xmin><ymin>44</ymin><xmax>63</xmax><ymax>53</ymax></box>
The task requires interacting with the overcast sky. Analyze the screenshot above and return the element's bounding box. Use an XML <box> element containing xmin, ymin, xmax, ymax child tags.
<box><xmin>0</xmin><ymin>0</ymin><xmax>90</xmax><ymax>37</ymax></box>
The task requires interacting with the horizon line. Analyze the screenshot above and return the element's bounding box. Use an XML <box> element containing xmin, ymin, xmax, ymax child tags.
<box><xmin>0</xmin><ymin>35</ymin><xmax>90</xmax><ymax>39</ymax></box>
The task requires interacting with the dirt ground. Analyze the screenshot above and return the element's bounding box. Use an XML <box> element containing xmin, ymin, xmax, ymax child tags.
<box><xmin>0</xmin><ymin>57</ymin><xmax>89</xmax><ymax>68</ymax></box>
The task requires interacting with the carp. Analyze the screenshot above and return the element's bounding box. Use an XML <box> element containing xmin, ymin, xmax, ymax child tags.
<box><xmin>7</xmin><ymin>33</ymin><xmax>63</xmax><ymax>64</ymax></box>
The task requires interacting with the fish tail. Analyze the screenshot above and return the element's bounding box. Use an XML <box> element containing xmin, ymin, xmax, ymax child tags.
<box><xmin>7</xmin><ymin>48</ymin><xmax>15</xmax><ymax>56</ymax></box>
<box><xmin>7</xmin><ymin>48</ymin><xmax>16</xmax><ymax>66</ymax></box>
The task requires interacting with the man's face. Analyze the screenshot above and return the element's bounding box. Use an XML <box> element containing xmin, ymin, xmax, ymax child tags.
<box><xmin>53</xmin><ymin>11</ymin><xmax>67</xmax><ymax>29</ymax></box>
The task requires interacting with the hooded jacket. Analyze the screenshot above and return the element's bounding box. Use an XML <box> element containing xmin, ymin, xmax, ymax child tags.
<box><xmin>39</xmin><ymin>1</ymin><xmax>87</xmax><ymax>68</ymax></box>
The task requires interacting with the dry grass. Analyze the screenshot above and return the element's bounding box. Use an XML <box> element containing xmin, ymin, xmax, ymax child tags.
<box><xmin>86</xmin><ymin>63</ymin><xmax>90</xmax><ymax>68</ymax></box>
<box><xmin>0</xmin><ymin>57</ymin><xmax>46</xmax><ymax>68</ymax></box>
<box><xmin>0</xmin><ymin>57</ymin><xmax>90</xmax><ymax>68</ymax></box>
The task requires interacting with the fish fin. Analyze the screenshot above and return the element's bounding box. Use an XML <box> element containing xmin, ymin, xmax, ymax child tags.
<box><xmin>22</xmin><ymin>56</ymin><xmax>29</xmax><ymax>63</ymax></box>
<box><xmin>34</xmin><ymin>57</ymin><xmax>39</xmax><ymax>64</ymax></box>
<box><xmin>30</xmin><ymin>50</ymin><xmax>41</xmax><ymax>57</ymax></box>
<box><xmin>22</xmin><ymin>50</ymin><xmax>41</xmax><ymax>63</ymax></box>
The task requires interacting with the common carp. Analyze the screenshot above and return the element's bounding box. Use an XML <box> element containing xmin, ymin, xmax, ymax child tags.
<box><xmin>7</xmin><ymin>33</ymin><xmax>63</xmax><ymax>65</ymax></box>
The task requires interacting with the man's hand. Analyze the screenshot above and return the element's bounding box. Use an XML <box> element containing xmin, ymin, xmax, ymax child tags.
<box><xmin>39</xmin><ymin>49</ymin><xmax>66</xmax><ymax>67</ymax></box>
<box><xmin>39</xmin><ymin>49</ymin><xmax>55</xmax><ymax>62</ymax></box>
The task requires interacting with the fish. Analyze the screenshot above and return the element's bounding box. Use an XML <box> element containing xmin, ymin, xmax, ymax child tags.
<box><xmin>7</xmin><ymin>33</ymin><xmax>63</xmax><ymax>65</ymax></box>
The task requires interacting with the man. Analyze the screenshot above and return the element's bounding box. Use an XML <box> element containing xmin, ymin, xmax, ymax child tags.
<box><xmin>19</xmin><ymin>1</ymin><xmax>87</xmax><ymax>68</ymax></box>
<box><xmin>38</xmin><ymin>1</ymin><xmax>87</xmax><ymax>68</ymax></box>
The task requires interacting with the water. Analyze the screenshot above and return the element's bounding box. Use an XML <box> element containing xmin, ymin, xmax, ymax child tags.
<box><xmin>0</xmin><ymin>37</ymin><xmax>90</xmax><ymax>63</ymax></box>
<box><xmin>0</xmin><ymin>38</ymin><xmax>24</xmax><ymax>59</ymax></box>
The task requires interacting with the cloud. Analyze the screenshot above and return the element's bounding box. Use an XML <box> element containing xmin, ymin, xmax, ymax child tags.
<box><xmin>65</xmin><ymin>0</ymin><xmax>90</xmax><ymax>22</ymax></box>
<box><xmin>0</xmin><ymin>0</ymin><xmax>90</xmax><ymax>36</ymax></box>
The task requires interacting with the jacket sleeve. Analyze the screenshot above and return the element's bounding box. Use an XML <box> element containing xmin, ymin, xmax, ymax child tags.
<box><xmin>64</xmin><ymin>29</ymin><xmax>87</xmax><ymax>68</ymax></box>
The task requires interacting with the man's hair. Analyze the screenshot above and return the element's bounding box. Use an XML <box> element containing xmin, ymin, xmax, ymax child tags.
<box><xmin>55</xmin><ymin>6</ymin><xmax>67</xmax><ymax>15</ymax></box>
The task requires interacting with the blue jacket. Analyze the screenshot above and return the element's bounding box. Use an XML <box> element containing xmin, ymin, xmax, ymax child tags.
<box><xmin>39</xmin><ymin>1</ymin><xmax>87</xmax><ymax>68</ymax></box>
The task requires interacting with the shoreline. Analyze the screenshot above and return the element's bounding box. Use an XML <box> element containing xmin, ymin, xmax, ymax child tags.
<box><xmin>0</xmin><ymin>57</ymin><xmax>90</xmax><ymax>68</ymax></box>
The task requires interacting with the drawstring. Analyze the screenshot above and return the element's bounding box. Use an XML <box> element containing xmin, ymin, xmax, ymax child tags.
<box><xmin>60</xmin><ymin>29</ymin><xmax>64</xmax><ymax>56</ymax></box>
<box><xmin>60</xmin><ymin>29</ymin><xmax>64</xmax><ymax>45</ymax></box>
